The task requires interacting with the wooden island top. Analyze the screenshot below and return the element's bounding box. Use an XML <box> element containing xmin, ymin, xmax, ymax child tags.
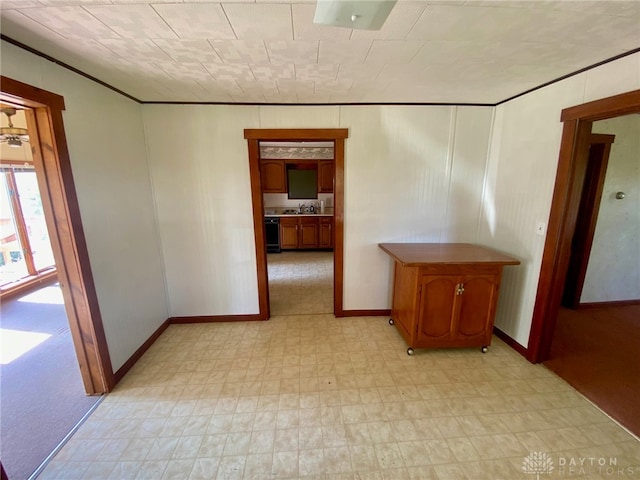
<box><xmin>378</xmin><ymin>243</ymin><xmax>520</xmax><ymax>267</ymax></box>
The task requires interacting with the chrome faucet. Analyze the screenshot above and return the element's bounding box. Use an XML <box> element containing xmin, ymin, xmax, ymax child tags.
<box><xmin>298</xmin><ymin>203</ymin><xmax>305</xmax><ymax>214</ymax></box>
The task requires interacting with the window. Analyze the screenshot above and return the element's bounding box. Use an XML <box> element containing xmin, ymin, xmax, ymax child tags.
<box><xmin>0</xmin><ymin>163</ymin><xmax>55</xmax><ymax>288</ymax></box>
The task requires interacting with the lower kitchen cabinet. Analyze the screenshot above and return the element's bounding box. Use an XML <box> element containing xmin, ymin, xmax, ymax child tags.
<box><xmin>299</xmin><ymin>217</ymin><xmax>319</xmax><ymax>249</ymax></box>
<box><xmin>280</xmin><ymin>216</ymin><xmax>333</xmax><ymax>250</ymax></box>
<box><xmin>379</xmin><ymin>243</ymin><xmax>520</xmax><ymax>355</ymax></box>
<box><xmin>279</xmin><ymin>217</ymin><xmax>299</xmax><ymax>249</ymax></box>
<box><xmin>319</xmin><ymin>217</ymin><xmax>333</xmax><ymax>248</ymax></box>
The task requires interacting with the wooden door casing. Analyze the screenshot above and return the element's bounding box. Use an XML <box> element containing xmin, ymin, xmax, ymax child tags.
<box><xmin>562</xmin><ymin>134</ymin><xmax>615</xmax><ymax>308</ymax></box>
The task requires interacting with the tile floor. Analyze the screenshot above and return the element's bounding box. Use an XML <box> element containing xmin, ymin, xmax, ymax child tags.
<box><xmin>38</xmin><ymin>314</ymin><xmax>640</xmax><ymax>479</ymax></box>
<box><xmin>267</xmin><ymin>251</ymin><xmax>333</xmax><ymax>316</ymax></box>
<box><xmin>37</xmin><ymin>253</ymin><xmax>640</xmax><ymax>479</ymax></box>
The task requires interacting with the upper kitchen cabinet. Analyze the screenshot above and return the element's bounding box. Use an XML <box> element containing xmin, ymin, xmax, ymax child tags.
<box><xmin>318</xmin><ymin>160</ymin><xmax>334</xmax><ymax>193</ymax></box>
<box><xmin>260</xmin><ymin>160</ymin><xmax>286</xmax><ymax>193</ymax></box>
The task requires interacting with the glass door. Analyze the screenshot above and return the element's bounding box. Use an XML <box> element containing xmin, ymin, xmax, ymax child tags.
<box><xmin>0</xmin><ymin>172</ymin><xmax>29</xmax><ymax>284</ymax></box>
<box><xmin>0</xmin><ymin>164</ymin><xmax>55</xmax><ymax>288</ymax></box>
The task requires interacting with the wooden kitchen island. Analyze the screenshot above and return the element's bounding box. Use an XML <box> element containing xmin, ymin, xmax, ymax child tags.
<box><xmin>379</xmin><ymin>243</ymin><xmax>520</xmax><ymax>355</ymax></box>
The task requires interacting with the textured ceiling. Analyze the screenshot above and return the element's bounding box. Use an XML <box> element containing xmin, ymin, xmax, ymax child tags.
<box><xmin>1</xmin><ymin>1</ymin><xmax>639</xmax><ymax>104</ymax></box>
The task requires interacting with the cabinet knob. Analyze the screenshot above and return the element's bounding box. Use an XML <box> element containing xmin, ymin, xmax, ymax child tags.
<box><xmin>456</xmin><ymin>283</ymin><xmax>465</xmax><ymax>295</ymax></box>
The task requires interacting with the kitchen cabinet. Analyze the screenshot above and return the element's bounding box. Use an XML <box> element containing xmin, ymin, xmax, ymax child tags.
<box><xmin>319</xmin><ymin>217</ymin><xmax>333</xmax><ymax>248</ymax></box>
<box><xmin>280</xmin><ymin>216</ymin><xmax>326</xmax><ymax>249</ymax></box>
<box><xmin>260</xmin><ymin>160</ymin><xmax>286</xmax><ymax>193</ymax></box>
<box><xmin>261</xmin><ymin>159</ymin><xmax>334</xmax><ymax>195</ymax></box>
<box><xmin>279</xmin><ymin>217</ymin><xmax>299</xmax><ymax>249</ymax></box>
<box><xmin>299</xmin><ymin>217</ymin><xmax>319</xmax><ymax>249</ymax></box>
<box><xmin>318</xmin><ymin>160</ymin><xmax>334</xmax><ymax>193</ymax></box>
<box><xmin>379</xmin><ymin>243</ymin><xmax>520</xmax><ymax>355</ymax></box>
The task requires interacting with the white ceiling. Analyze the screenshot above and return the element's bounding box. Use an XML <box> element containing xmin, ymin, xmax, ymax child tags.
<box><xmin>1</xmin><ymin>0</ymin><xmax>639</xmax><ymax>104</ymax></box>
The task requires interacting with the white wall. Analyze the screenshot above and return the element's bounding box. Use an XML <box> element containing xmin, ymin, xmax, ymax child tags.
<box><xmin>1</xmin><ymin>40</ymin><xmax>169</xmax><ymax>371</ymax></box>
<box><xmin>143</xmin><ymin>104</ymin><xmax>492</xmax><ymax>315</ymax></box>
<box><xmin>483</xmin><ymin>52</ymin><xmax>640</xmax><ymax>347</ymax></box>
<box><xmin>340</xmin><ymin>106</ymin><xmax>493</xmax><ymax>309</ymax></box>
<box><xmin>582</xmin><ymin>115</ymin><xmax>640</xmax><ymax>303</ymax></box>
<box><xmin>143</xmin><ymin>105</ymin><xmax>261</xmax><ymax>316</ymax></box>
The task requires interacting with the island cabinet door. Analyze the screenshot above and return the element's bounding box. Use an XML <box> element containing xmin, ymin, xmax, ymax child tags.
<box><xmin>415</xmin><ymin>273</ymin><xmax>499</xmax><ymax>347</ymax></box>
<box><xmin>453</xmin><ymin>274</ymin><xmax>499</xmax><ymax>343</ymax></box>
<box><xmin>415</xmin><ymin>275</ymin><xmax>458</xmax><ymax>344</ymax></box>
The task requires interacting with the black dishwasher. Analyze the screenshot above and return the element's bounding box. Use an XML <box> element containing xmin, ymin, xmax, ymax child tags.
<box><xmin>265</xmin><ymin>217</ymin><xmax>281</xmax><ymax>253</ymax></box>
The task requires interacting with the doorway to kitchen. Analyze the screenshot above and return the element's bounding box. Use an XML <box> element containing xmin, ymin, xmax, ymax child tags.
<box><xmin>261</xmin><ymin>140</ymin><xmax>335</xmax><ymax>316</ymax></box>
<box><xmin>244</xmin><ymin>128</ymin><xmax>348</xmax><ymax>319</ymax></box>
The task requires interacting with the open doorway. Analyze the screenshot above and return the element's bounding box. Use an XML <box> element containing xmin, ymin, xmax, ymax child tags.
<box><xmin>1</xmin><ymin>76</ymin><xmax>113</xmax><ymax>395</ymax></box>
<box><xmin>260</xmin><ymin>140</ymin><xmax>335</xmax><ymax>316</ymax></box>
<box><xmin>528</xmin><ymin>89</ymin><xmax>640</xmax><ymax>436</ymax></box>
<box><xmin>244</xmin><ymin>128</ymin><xmax>348</xmax><ymax>319</ymax></box>
<box><xmin>0</xmin><ymin>78</ymin><xmax>113</xmax><ymax>477</ymax></box>
<box><xmin>544</xmin><ymin>114</ymin><xmax>640</xmax><ymax>436</ymax></box>
<box><xmin>0</xmin><ymin>105</ymin><xmax>101</xmax><ymax>479</ymax></box>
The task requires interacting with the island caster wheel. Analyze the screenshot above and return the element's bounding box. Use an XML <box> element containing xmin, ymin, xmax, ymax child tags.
<box><xmin>481</xmin><ymin>346</ymin><xmax>488</xmax><ymax>353</ymax></box>
<box><xmin>407</xmin><ymin>347</ymin><xmax>414</xmax><ymax>356</ymax></box>
<box><xmin>388</xmin><ymin>318</ymin><xmax>394</xmax><ymax>325</ymax></box>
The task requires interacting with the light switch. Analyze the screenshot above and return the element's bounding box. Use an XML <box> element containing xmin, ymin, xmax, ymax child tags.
<box><xmin>535</xmin><ymin>221</ymin><xmax>546</xmax><ymax>236</ymax></box>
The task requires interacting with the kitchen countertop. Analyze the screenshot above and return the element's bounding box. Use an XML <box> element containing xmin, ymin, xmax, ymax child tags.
<box><xmin>265</xmin><ymin>213</ymin><xmax>333</xmax><ymax>217</ymax></box>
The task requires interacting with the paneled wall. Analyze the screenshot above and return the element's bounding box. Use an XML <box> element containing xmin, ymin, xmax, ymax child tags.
<box><xmin>340</xmin><ymin>106</ymin><xmax>493</xmax><ymax>309</ymax></box>
<box><xmin>483</xmin><ymin>51</ymin><xmax>640</xmax><ymax>347</ymax></box>
<box><xmin>582</xmin><ymin>115</ymin><xmax>640</xmax><ymax>303</ymax></box>
<box><xmin>143</xmin><ymin>104</ymin><xmax>493</xmax><ymax>315</ymax></box>
<box><xmin>143</xmin><ymin>105</ymin><xmax>261</xmax><ymax>316</ymax></box>
<box><xmin>1</xmin><ymin>40</ymin><xmax>169</xmax><ymax>371</ymax></box>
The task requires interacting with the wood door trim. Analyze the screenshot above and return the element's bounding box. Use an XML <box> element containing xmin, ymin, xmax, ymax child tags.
<box><xmin>528</xmin><ymin>89</ymin><xmax>640</xmax><ymax>363</ymax></box>
<box><xmin>1</xmin><ymin>76</ymin><xmax>113</xmax><ymax>393</ymax></box>
<box><xmin>561</xmin><ymin>90</ymin><xmax>640</xmax><ymax>122</ymax></box>
<box><xmin>244</xmin><ymin>128</ymin><xmax>348</xmax><ymax>140</ymax></box>
<box><xmin>247</xmin><ymin>137</ymin><xmax>270</xmax><ymax>319</ymax></box>
<box><xmin>333</xmin><ymin>134</ymin><xmax>345</xmax><ymax>316</ymax></box>
<box><xmin>562</xmin><ymin>134</ymin><xmax>615</xmax><ymax>307</ymax></box>
<box><xmin>245</xmin><ymin>128</ymin><xmax>348</xmax><ymax>318</ymax></box>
